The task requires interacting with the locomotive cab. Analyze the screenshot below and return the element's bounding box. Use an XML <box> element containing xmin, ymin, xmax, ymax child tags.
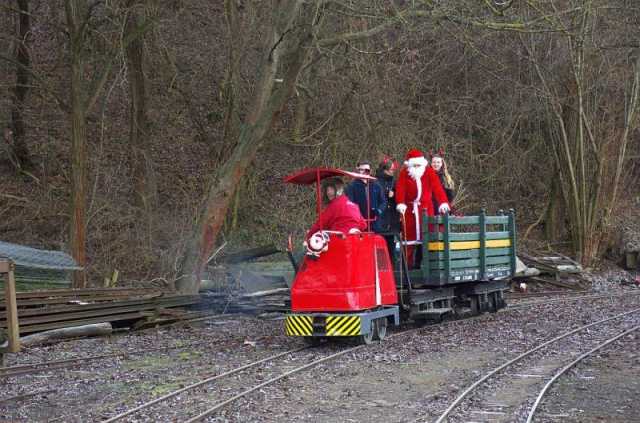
<box><xmin>284</xmin><ymin>168</ymin><xmax>400</xmax><ymax>344</ymax></box>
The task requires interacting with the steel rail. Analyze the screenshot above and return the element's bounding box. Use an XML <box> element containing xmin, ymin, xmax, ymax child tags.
<box><xmin>102</xmin><ymin>346</ymin><xmax>309</xmax><ymax>422</ymax></box>
<box><xmin>179</xmin><ymin>292</ymin><xmax>640</xmax><ymax>421</ymax></box>
<box><xmin>184</xmin><ymin>344</ymin><xmax>365</xmax><ymax>422</ymax></box>
<box><xmin>0</xmin><ymin>339</ymin><xmax>216</xmax><ymax>379</ymax></box>
<box><xmin>526</xmin><ymin>324</ymin><xmax>640</xmax><ymax>423</ymax></box>
<box><xmin>0</xmin><ymin>312</ymin><xmax>236</xmax><ymax>379</ymax></box>
<box><xmin>430</xmin><ymin>306</ymin><xmax>640</xmax><ymax>423</ymax></box>
<box><xmin>508</xmin><ymin>290</ymin><xmax>640</xmax><ymax>309</ymax></box>
<box><xmin>182</xmin><ymin>316</ymin><xmax>488</xmax><ymax>422</ymax></box>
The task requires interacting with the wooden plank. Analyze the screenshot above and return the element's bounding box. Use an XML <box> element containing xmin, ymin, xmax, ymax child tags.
<box><xmin>0</xmin><ymin>261</ymin><xmax>11</xmax><ymax>273</ymax></box>
<box><xmin>0</xmin><ymin>295</ymin><xmax>200</xmax><ymax>319</ymax></box>
<box><xmin>1</xmin><ymin>293</ymin><xmax>165</xmax><ymax>309</ymax></box>
<box><xmin>429</xmin><ymin>256</ymin><xmax>511</xmax><ymax>270</ymax></box>
<box><xmin>17</xmin><ymin>312</ymin><xmax>147</xmax><ymax>334</ymax></box>
<box><xmin>428</xmin><ymin>248</ymin><xmax>512</xmax><ymax>260</ymax></box>
<box><xmin>485</xmin><ymin>216</ymin><xmax>509</xmax><ymax>224</ymax></box>
<box><xmin>428</xmin><ymin>216</ymin><xmax>480</xmax><ymax>225</ymax></box>
<box><xmin>428</xmin><ymin>231</ymin><xmax>511</xmax><ymax>242</ymax></box>
<box><xmin>0</xmin><ymin>296</ymin><xmax>199</xmax><ymax>327</ymax></box>
<box><xmin>3</xmin><ymin>261</ymin><xmax>21</xmax><ymax>352</ymax></box>
<box><xmin>0</xmin><ymin>287</ymin><xmax>167</xmax><ymax>300</ymax></box>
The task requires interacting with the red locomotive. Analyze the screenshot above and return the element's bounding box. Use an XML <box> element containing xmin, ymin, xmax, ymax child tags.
<box><xmin>284</xmin><ymin>168</ymin><xmax>516</xmax><ymax>344</ymax></box>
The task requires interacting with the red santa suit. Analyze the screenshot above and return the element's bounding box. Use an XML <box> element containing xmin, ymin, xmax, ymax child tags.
<box><xmin>395</xmin><ymin>149</ymin><xmax>450</xmax><ymax>268</ymax></box>
<box><xmin>306</xmin><ymin>194</ymin><xmax>366</xmax><ymax>240</ymax></box>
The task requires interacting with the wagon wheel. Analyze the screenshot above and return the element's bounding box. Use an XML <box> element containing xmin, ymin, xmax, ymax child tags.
<box><xmin>374</xmin><ymin>318</ymin><xmax>388</xmax><ymax>341</ymax></box>
<box><xmin>488</xmin><ymin>293</ymin><xmax>499</xmax><ymax>313</ymax></box>
<box><xmin>469</xmin><ymin>295</ymin><xmax>480</xmax><ymax>315</ymax></box>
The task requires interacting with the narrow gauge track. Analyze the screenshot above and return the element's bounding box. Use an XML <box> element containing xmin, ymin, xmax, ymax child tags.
<box><xmin>4</xmin><ymin>291</ymin><xmax>633</xmax><ymax>379</ymax></box>
<box><xmin>507</xmin><ymin>290</ymin><xmax>640</xmax><ymax>309</ymax></box>
<box><xmin>504</xmin><ymin>290</ymin><xmax>584</xmax><ymax>299</ymax></box>
<box><xmin>6</xmin><ymin>290</ymin><xmax>640</xmax><ymax>421</ymax></box>
<box><xmin>102</xmin><ymin>345</ymin><xmax>318</xmax><ymax>422</ymax></box>
<box><xmin>0</xmin><ymin>312</ymin><xmax>235</xmax><ymax>379</ymax></box>
<box><xmin>0</xmin><ymin>339</ymin><xmax>218</xmax><ymax>379</ymax></box>
<box><xmin>428</xmin><ymin>306</ymin><xmax>640</xmax><ymax>423</ymax></box>
<box><xmin>100</xmin><ymin>292</ymin><xmax>640</xmax><ymax>422</ymax></box>
<box><xmin>526</xmin><ymin>324</ymin><xmax>640</xmax><ymax>423</ymax></box>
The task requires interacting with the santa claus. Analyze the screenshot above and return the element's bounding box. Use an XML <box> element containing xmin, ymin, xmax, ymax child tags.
<box><xmin>395</xmin><ymin>149</ymin><xmax>450</xmax><ymax>268</ymax></box>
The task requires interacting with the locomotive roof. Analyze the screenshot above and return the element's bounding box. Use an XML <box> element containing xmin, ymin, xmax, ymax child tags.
<box><xmin>284</xmin><ymin>167</ymin><xmax>377</xmax><ymax>185</ymax></box>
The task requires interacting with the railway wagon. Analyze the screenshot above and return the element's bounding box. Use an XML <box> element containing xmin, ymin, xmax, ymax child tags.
<box><xmin>284</xmin><ymin>168</ymin><xmax>516</xmax><ymax>344</ymax></box>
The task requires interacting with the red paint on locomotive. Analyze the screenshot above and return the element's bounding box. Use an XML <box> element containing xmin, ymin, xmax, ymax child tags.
<box><xmin>291</xmin><ymin>233</ymin><xmax>398</xmax><ymax>312</ymax></box>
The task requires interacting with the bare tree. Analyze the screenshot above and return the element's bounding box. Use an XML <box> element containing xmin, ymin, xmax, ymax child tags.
<box><xmin>125</xmin><ymin>0</ymin><xmax>158</xmax><ymax>235</ymax></box>
<box><xmin>8</xmin><ymin>0</ymin><xmax>32</xmax><ymax>170</ymax></box>
<box><xmin>523</xmin><ymin>1</ymin><xmax>640</xmax><ymax>264</ymax></box>
<box><xmin>64</xmin><ymin>0</ymin><xmax>154</xmax><ymax>286</ymax></box>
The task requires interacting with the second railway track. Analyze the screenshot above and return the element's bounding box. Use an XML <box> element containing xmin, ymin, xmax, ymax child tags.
<box><xmin>427</xmin><ymin>306</ymin><xmax>640</xmax><ymax>423</ymax></box>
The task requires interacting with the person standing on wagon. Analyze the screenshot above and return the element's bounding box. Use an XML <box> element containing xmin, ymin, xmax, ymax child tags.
<box><xmin>345</xmin><ymin>161</ymin><xmax>387</xmax><ymax>233</ymax></box>
<box><xmin>395</xmin><ymin>149</ymin><xmax>450</xmax><ymax>269</ymax></box>
<box><xmin>375</xmin><ymin>156</ymin><xmax>400</xmax><ymax>257</ymax></box>
<box><xmin>430</xmin><ymin>150</ymin><xmax>456</xmax><ymax>214</ymax></box>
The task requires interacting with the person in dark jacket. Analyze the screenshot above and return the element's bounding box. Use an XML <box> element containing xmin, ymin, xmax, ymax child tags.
<box><xmin>345</xmin><ymin>161</ymin><xmax>387</xmax><ymax>233</ymax></box>
<box><xmin>375</xmin><ymin>156</ymin><xmax>400</xmax><ymax>262</ymax></box>
<box><xmin>375</xmin><ymin>156</ymin><xmax>400</xmax><ymax>233</ymax></box>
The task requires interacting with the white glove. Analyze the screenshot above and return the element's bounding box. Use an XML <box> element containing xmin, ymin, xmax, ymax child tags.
<box><xmin>396</xmin><ymin>203</ymin><xmax>407</xmax><ymax>215</ymax></box>
<box><xmin>438</xmin><ymin>203</ymin><xmax>450</xmax><ymax>214</ymax></box>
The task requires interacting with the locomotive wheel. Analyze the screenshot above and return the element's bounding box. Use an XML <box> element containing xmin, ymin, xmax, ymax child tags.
<box><xmin>358</xmin><ymin>329</ymin><xmax>375</xmax><ymax>345</ymax></box>
<box><xmin>374</xmin><ymin>318</ymin><xmax>388</xmax><ymax>341</ymax></box>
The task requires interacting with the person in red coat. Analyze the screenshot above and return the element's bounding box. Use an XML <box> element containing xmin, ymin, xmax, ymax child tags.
<box><xmin>306</xmin><ymin>177</ymin><xmax>366</xmax><ymax>240</ymax></box>
<box><xmin>395</xmin><ymin>149</ymin><xmax>450</xmax><ymax>268</ymax></box>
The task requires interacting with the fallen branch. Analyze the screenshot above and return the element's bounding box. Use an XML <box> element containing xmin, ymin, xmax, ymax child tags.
<box><xmin>18</xmin><ymin>323</ymin><xmax>113</xmax><ymax>347</ymax></box>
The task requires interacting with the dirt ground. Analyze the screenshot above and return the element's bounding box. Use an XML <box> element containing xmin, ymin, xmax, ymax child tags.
<box><xmin>533</xmin><ymin>345</ymin><xmax>640</xmax><ymax>423</ymax></box>
<box><xmin>2</xmin><ymin>292</ymin><xmax>640</xmax><ymax>422</ymax></box>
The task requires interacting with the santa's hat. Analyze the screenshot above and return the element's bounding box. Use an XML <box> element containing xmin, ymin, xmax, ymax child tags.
<box><xmin>404</xmin><ymin>149</ymin><xmax>428</xmax><ymax>167</ymax></box>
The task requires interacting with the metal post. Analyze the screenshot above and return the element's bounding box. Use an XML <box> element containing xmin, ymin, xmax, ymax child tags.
<box><xmin>479</xmin><ymin>208</ymin><xmax>486</xmax><ymax>281</ymax></box>
<box><xmin>508</xmin><ymin>209</ymin><xmax>517</xmax><ymax>277</ymax></box>
<box><xmin>1</xmin><ymin>259</ymin><xmax>20</xmax><ymax>353</ymax></box>
<box><xmin>423</xmin><ymin>213</ymin><xmax>430</xmax><ymax>282</ymax></box>
<box><xmin>315</xmin><ymin>169</ymin><xmax>322</xmax><ymax>216</ymax></box>
<box><xmin>443</xmin><ymin>212</ymin><xmax>450</xmax><ymax>284</ymax></box>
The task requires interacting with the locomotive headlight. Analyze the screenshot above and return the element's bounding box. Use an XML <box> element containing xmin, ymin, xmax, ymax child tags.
<box><xmin>308</xmin><ymin>232</ymin><xmax>329</xmax><ymax>253</ymax></box>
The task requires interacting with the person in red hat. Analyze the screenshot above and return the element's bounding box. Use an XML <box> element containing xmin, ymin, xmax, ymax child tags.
<box><xmin>395</xmin><ymin>149</ymin><xmax>450</xmax><ymax>268</ymax></box>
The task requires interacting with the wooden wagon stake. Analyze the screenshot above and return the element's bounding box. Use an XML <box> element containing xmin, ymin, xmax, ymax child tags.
<box><xmin>1</xmin><ymin>259</ymin><xmax>21</xmax><ymax>353</ymax></box>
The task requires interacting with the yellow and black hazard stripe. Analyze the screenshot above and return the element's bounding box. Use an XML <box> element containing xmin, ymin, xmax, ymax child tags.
<box><xmin>326</xmin><ymin>315</ymin><xmax>361</xmax><ymax>336</ymax></box>
<box><xmin>285</xmin><ymin>315</ymin><xmax>313</xmax><ymax>336</ymax></box>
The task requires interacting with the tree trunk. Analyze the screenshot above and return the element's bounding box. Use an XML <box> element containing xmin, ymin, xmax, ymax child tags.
<box><xmin>66</xmin><ymin>0</ymin><xmax>88</xmax><ymax>288</ymax></box>
<box><xmin>176</xmin><ymin>2</ymin><xmax>312</xmax><ymax>293</ymax></box>
<box><xmin>125</xmin><ymin>1</ymin><xmax>157</xmax><ymax>230</ymax></box>
<box><xmin>219</xmin><ymin>0</ymin><xmax>243</xmax><ymax>157</ymax></box>
<box><xmin>544</xmin><ymin>174</ymin><xmax>563</xmax><ymax>242</ymax></box>
<box><xmin>19</xmin><ymin>323</ymin><xmax>112</xmax><ymax>347</ymax></box>
<box><xmin>9</xmin><ymin>0</ymin><xmax>32</xmax><ymax>169</ymax></box>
